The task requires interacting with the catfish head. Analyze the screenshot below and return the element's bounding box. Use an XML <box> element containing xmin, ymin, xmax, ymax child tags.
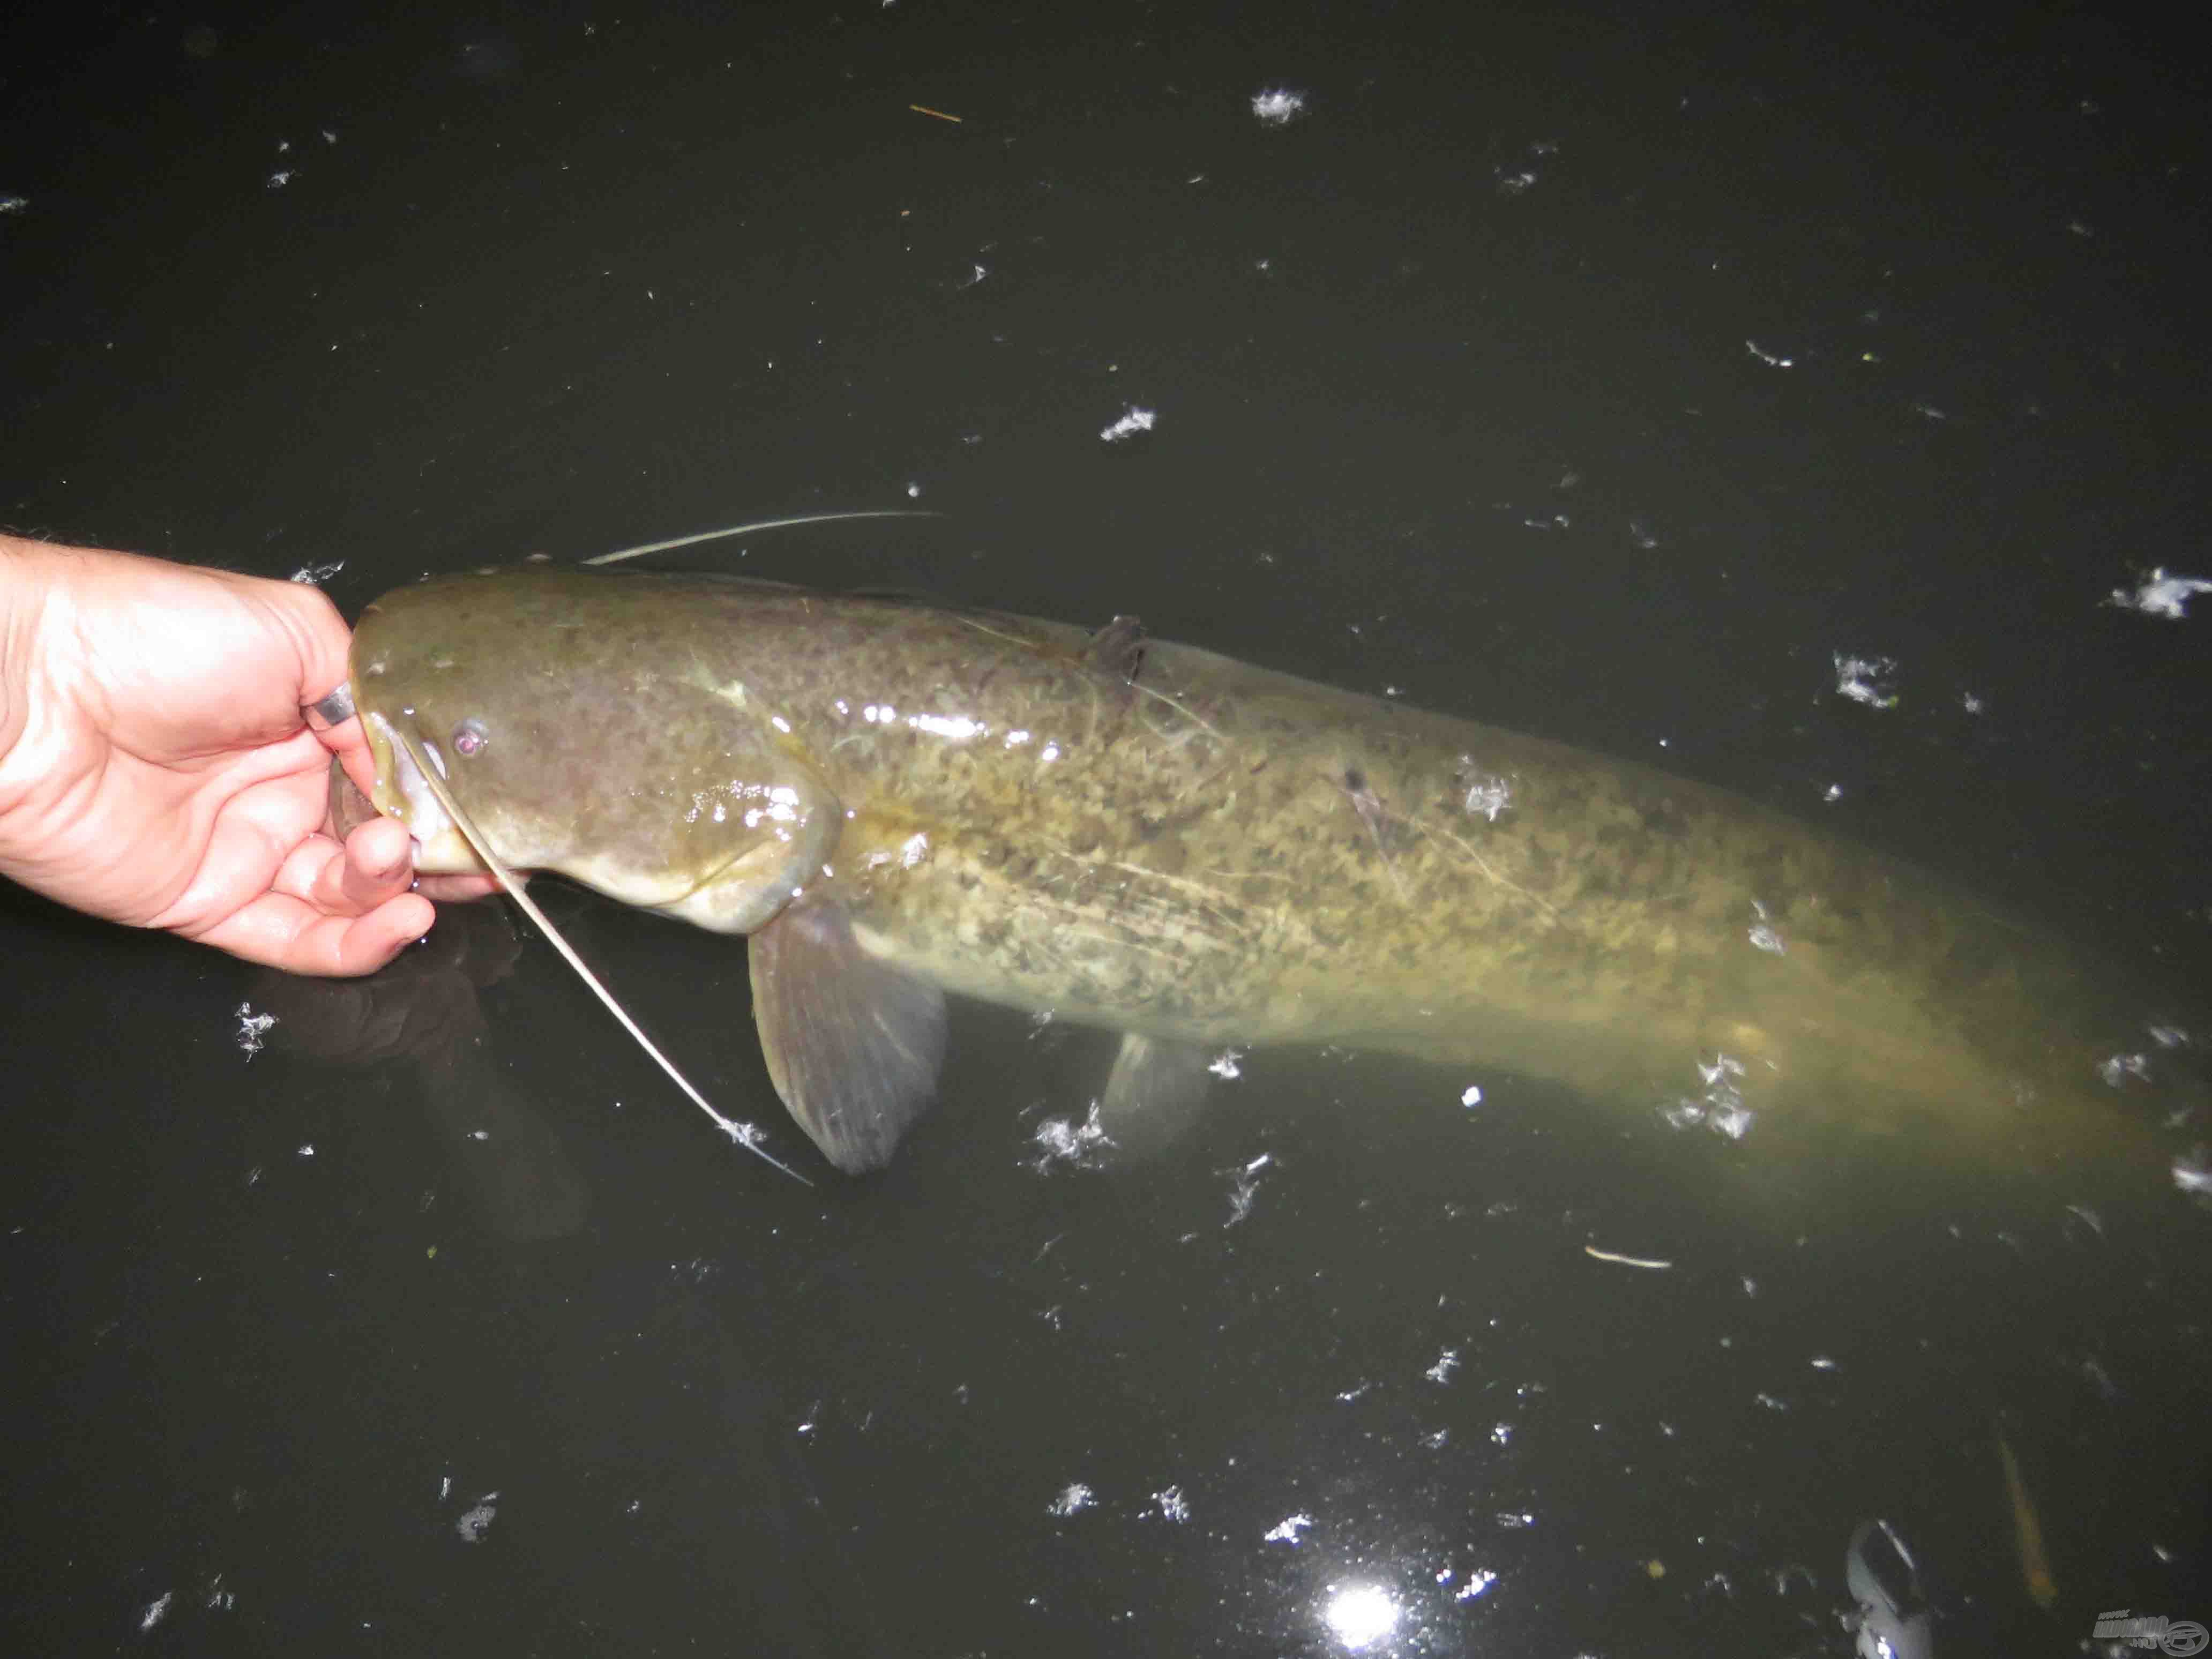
<box><xmin>342</xmin><ymin>565</ymin><xmax>945</xmax><ymax>1178</ymax></box>
<box><xmin>348</xmin><ymin>565</ymin><xmax>839</xmax><ymax>935</ymax></box>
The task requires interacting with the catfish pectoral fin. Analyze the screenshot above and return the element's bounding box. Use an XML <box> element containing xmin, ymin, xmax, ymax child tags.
<box><xmin>1093</xmin><ymin>1032</ymin><xmax>1216</xmax><ymax>1160</ymax></box>
<box><xmin>749</xmin><ymin>901</ymin><xmax>948</xmax><ymax>1174</ymax></box>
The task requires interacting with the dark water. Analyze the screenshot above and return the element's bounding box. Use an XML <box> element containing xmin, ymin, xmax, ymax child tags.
<box><xmin>4</xmin><ymin>4</ymin><xmax>2208</xmax><ymax>1655</ymax></box>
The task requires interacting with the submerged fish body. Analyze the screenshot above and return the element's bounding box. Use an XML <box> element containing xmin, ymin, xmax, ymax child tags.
<box><xmin>349</xmin><ymin>565</ymin><xmax>2190</xmax><ymax>1175</ymax></box>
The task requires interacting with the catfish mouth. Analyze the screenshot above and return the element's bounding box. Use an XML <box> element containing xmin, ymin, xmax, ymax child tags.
<box><xmin>365</xmin><ymin>711</ymin><xmax>486</xmax><ymax>875</ymax></box>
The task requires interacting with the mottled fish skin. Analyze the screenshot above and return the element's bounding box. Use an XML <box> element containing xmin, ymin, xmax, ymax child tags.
<box><xmin>349</xmin><ymin>566</ymin><xmax>2192</xmax><ymax>1173</ymax></box>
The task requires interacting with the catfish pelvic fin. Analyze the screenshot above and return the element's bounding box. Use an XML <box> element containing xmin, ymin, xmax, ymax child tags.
<box><xmin>749</xmin><ymin>900</ymin><xmax>949</xmax><ymax>1174</ymax></box>
<box><xmin>1093</xmin><ymin>1032</ymin><xmax>1217</xmax><ymax>1160</ymax></box>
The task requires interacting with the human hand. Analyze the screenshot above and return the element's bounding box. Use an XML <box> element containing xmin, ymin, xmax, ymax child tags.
<box><xmin>0</xmin><ymin>537</ymin><xmax>436</xmax><ymax>974</ymax></box>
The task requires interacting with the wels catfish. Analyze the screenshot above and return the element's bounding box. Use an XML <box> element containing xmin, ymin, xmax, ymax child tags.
<box><xmin>343</xmin><ymin>564</ymin><xmax>2198</xmax><ymax>1178</ymax></box>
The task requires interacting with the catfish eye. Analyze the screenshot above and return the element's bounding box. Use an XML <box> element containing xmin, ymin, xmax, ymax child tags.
<box><xmin>451</xmin><ymin>718</ymin><xmax>490</xmax><ymax>758</ymax></box>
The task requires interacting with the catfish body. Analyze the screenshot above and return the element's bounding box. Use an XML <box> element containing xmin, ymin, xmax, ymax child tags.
<box><xmin>349</xmin><ymin>566</ymin><xmax>2188</xmax><ymax>1175</ymax></box>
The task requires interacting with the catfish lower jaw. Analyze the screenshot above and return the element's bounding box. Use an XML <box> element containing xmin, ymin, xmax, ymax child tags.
<box><xmin>364</xmin><ymin>712</ymin><xmax>487</xmax><ymax>875</ymax></box>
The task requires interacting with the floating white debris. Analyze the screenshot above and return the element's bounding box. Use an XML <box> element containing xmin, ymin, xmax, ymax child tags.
<box><xmin>1265</xmin><ymin>1511</ymin><xmax>1313</xmax><ymax>1544</ymax></box>
<box><xmin>1209</xmin><ymin>1049</ymin><xmax>1244</xmax><ymax>1080</ymax></box>
<box><xmin>2107</xmin><ymin>567</ymin><xmax>2212</xmax><ymax>619</ymax></box>
<box><xmin>287</xmin><ymin>560</ymin><xmax>344</xmax><ymax>586</ymax></box>
<box><xmin>1100</xmin><ymin>405</ymin><xmax>1156</xmax><ymax>443</ymax></box>
<box><xmin>1152</xmin><ymin>1485</ymin><xmax>1190</xmax><ymax>1522</ymax></box>
<box><xmin>266</xmin><ymin>170</ymin><xmax>293</xmax><ymax>189</ymax></box>
<box><xmin>2172</xmin><ymin>1147</ymin><xmax>2212</xmax><ymax>1196</ymax></box>
<box><xmin>1047</xmin><ymin>1482</ymin><xmax>1095</xmax><ymax>1517</ymax></box>
<box><xmin>1250</xmin><ymin>87</ymin><xmax>1306</xmax><ymax>126</ymax></box>
<box><xmin>1585</xmin><ymin>1244</ymin><xmax>1672</xmax><ymax>1270</ymax></box>
<box><xmin>1460</xmin><ymin>1084</ymin><xmax>1483</xmax><ymax>1108</ymax></box>
<box><xmin>2098</xmin><ymin>1052</ymin><xmax>2153</xmax><ymax>1088</ymax></box>
<box><xmin>235</xmin><ymin>1002</ymin><xmax>275</xmax><ymax>1058</ymax></box>
<box><xmin>1224</xmin><ymin>1153</ymin><xmax>1271</xmax><ymax>1227</ymax></box>
<box><xmin>1456</xmin><ymin>1568</ymin><xmax>1499</xmax><ymax>1601</ymax></box>
<box><xmin>1425</xmin><ymin>1347</ymin><xmax>1460</xmax><ymax>1385</ymax></box>
<box><xmin>1030</xmin><ymin>1102</ymin><xmax>1114</xmax><ymax>1172</ymax></box>
<box><xmin>454</xmin><ymin>1492</ymin><xmax>498</xmax><ymax>1542</ymax></box>
<box><xmin>1747</xmin><ymin>900</ymin><xmax>1785</xmax><ymax>955</ymax></box>
<box><xmin>1490</xmin><ymin>1422</ymin><xmax>1514</xmax><ymax>1445</ymax></box>
<box><xmin>0</xmin><ymin>195</ymin><xmax>28</xmax><ymax>214</ymax></box>
<box><xmin>1745</xmin><ymin>340</ymin><xmax>1795</xmax><ymax>368</ymax></box>
<box><xmin>1662</xmin><ymin>1053</ymin><xmax>1754</xmax><ymax>1139</ymax></box>
<box><xmin>1832</xmin><ymin>652</ymin><xmax>1900</xmax><ymax>708</ymax></box>
<box><xmin>139</xmin><ymin>1591</ymin><xmax>174</xmax><ymax>1632</ymax></box>
<box><xmin>1460</xmin><ymin>769</ymin><xmax>1514</xmax><ymax>821</ymax></box>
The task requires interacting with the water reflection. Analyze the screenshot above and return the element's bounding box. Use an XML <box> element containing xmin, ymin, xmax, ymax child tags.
<box><xmin>246</xmin><ymin>899</ymin><xmax>590</xmax><ymax>1242</ymax></box>
<box><xmin>1322</xmin><ymin>1580</ymin><xmax>1401</xmax><ymax>1650</ymax></box>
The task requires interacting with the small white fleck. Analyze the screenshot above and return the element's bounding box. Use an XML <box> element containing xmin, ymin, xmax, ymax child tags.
<box><xmin>1047</xmin><ymin>1482</ymin><xmax>1095</xmax><ymax>1517</ymax></box>
<box><xmin>2099</xmin><ymin>1052</ymin><xmax>2152</xmax><ymax>1088</ymax></box>
<box><xmin>2108</xmin><ymin>567</ymin><xmax>2212</xmax><ymax>619</ymax></box>
<box><xmin>1030</xmin><ymin>1102</ymin><xmax>1114</xmax><ymax>1173</ymax></box>
<box><xmin>1833</xmin><ymin>652</ymin><xmax>1900</xmax><ymax>709</ymax></box>
<box><xmin>0</xmin><ymin>195</ymin><xmax>29</xmax><ymax>214</ymax></box>
<box><xmin>1747</xmin><ymin>900</ymin><xmax>1786</xmax><ymax>955</ymax></box>
<box><xmin>139</xmin><ymin>1591</ymin><xmax>174</xmax><ymax>1632</ymax></box>
<box><xmin>1208</xmin><ymin>1049</ymin><xmax>1244</xmax><ymax>1080</ymax></box>
<box><xmin>1250</xmin><ymin>87</ymin><xmax>1306</xmax><ymax>125</ymax></box>
<box><xmin>1426</xmin><ymin>1348</ymin><xmax>1460</xmax><ymax>1385</ymax></box>
<box><xmin>906</xmin><ymin>481</ymin><xmax>922</xmax><ymax>498</ymax></box>
<box><xmin>455</xmin><ymin>1493</ymin><xmax>499</xmax><ymax>1542</ymax></box>
<box><xmin>267</xmin><ymin>169</ymin><xmax>294</xmax><ymax>189</ymax></box>
<box><xmin>1745</xmin><ymin>339</ymin><xmax>1794</xmax><ymax>368</ymax></box>
<box><xmin>1456</xmin><ymin>1568</ymin><xmax>1498</xmax><ymax>1601</ymax></box>
<box><xmin>235</xmin><ymin>1002</ymin><xmax>276</xmax><ymax>1058</ymax></box>
<box><xmin>1264</xmin><ymin>1512</ymin><xmax>1313</xmax><ymax>1544</ymax></box>
<box><xmin>1460</xmin><ymin>1084</ymin><xmax>1483</xmax><ymax>1108</ymax></box>
<box><xmin>287</xmin><ymin>560</ymin><xmax>345</xmax><ymax>585</ymax></box>
<box><xmin>1100</xmin><ymin>406</ymin><xmax>1157</xmax><ymax>443</ymax></box>
<box><xmin>1810</xmin><ymin>1355</ymin><xmax>1837</xmax><ymax>1370</ymax></box>
<box><xmin>1152</xmin><ymin>1485</ymin><xmax>1190</xmax><ymax>1522</ymax></box>
<box><xmin>296</xmin><ymin>1144</ymin><xmax>316</xmax><ymax>1159</ymax></box>
<box><xmin>1223</xmin><ymin>1153</ymin><xmax>1270</xmax><ymax>1227</ymax></box>
<box><xmin>1459</xmin><ymin>765</ymin><xmax>1513</xmax><ymax>821</ymax></box>
<box><xmin>2168</xmin><ymin>1147</ymin><xmax>2211</xmax><ymax>1194</ymax></box>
